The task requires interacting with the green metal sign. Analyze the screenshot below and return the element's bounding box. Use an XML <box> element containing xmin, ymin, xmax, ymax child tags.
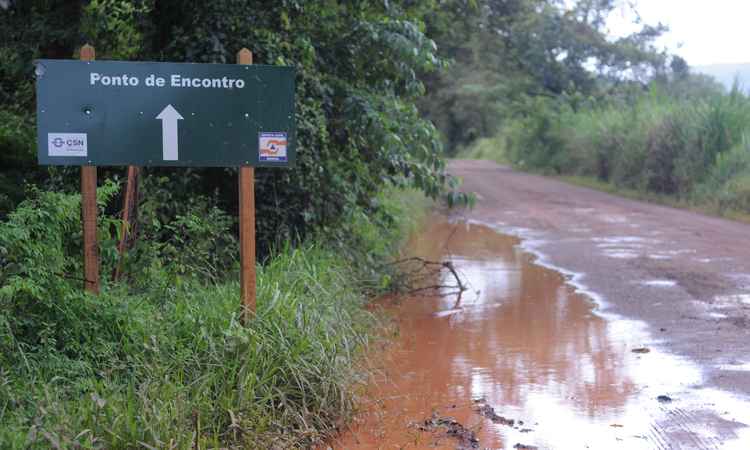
<box><xmin>35</xmin><ymin>60</ymin><xmax>295</xmax><ymax>167</ymax></box>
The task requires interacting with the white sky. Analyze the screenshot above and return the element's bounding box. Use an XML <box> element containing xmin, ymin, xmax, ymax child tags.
<box><xmin>607</xmin><ymin>0</ymin><xmax>750</xmax><ymax>66</ymax></box>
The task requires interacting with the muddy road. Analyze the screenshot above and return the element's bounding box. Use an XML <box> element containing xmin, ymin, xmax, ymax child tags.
<box><xmin>449</xmin><ymin>160</ymin><xmax>750</xmax><ymax>390</ymax></box>
<box><xmin>328</xmin><ymin>160</ymin><xmax>750</xmax><ymax>449</ymax></box>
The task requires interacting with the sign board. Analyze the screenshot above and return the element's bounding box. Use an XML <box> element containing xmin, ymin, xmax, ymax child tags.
<box><xmin>35</xmin><ymin>60</ymin><xmax>295</xmax><ymax>167</ymax></box>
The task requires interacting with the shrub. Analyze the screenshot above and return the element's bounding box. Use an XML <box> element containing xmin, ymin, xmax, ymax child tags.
<box><xmin>0</xmin><ymin>182</ymin><xmax>121</xmax><ymax>366</ymax></box>
<box><xmin>504</xmin><ymin>97</ymin><xmax>568</xmax><ymax>174</ymax></box>
<box><xmin>697</xmin><ymin>141</ymin><xmax>750</xmax><ymax>212</ymax></box>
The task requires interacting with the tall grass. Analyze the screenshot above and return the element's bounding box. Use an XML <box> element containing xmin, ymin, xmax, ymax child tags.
<box><xmin>1</xmin><ymin>249</ymin><xmax>373</xmax><ymax>449</ymax></box>
<box><xmin>0</xmin><ymin>187</ymin><xmax>426</xmax><ymax>448</ymax></box>
<box><xmin>462</xmin><ymin>86</ymin><xmax>750</xmax><ymax>216</ymax></box>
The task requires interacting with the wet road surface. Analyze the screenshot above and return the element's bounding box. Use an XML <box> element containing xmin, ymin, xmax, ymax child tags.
<box><xmin>328</xmin><ymin>219</ymin><xmax>750</xmax><ymax>449</ymax></box>
<box><xmin>328</xmin><ymin>160</ymin><xmax>750</xmax><ymax>449</ymax></box>
<box><xmin>446</xmin><ymin>160</ymin><xmax>750</xmax><ymax>397</ymax></box>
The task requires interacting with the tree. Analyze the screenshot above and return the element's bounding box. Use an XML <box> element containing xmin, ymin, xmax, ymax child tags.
<box><xmin>419</xmin><ymin>0</ymin><xmax>668</xmax><ymax>152</ymax></box>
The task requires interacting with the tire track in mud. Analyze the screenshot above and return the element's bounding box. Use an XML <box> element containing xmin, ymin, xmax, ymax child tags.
<box><xmin>661</xmin><ymin>407</ymin><xmax>721</xmax><ymax>449</ymax></box>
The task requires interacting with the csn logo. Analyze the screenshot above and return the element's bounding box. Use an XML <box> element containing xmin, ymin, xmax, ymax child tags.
<box><xmin>48</xmin><ymin>133</ymin><xmax>87</xmax><ymax>157</ymax></box>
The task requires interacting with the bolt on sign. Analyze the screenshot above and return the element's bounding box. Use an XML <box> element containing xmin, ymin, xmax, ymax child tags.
<box><xmin>35</xmin><ymin>60</ymin><xmax>295</xmax><ymax>167</ymax></box>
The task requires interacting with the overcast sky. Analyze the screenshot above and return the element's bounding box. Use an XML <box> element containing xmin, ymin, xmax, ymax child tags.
<box><xmin>607</xmin><ymin>0</ymin><xmax>750</xmax><ymax>66</ymax></box>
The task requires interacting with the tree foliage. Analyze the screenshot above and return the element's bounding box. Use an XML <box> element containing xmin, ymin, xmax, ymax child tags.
<box><xmin>0</xmin><ymin>0</ymin><xmax>464</xmax><ymax>252</ymax></box>
<box><xmin>420</xmin><ymin>0</ymin><xmax>669</xmax><ymax>152</ymax></box>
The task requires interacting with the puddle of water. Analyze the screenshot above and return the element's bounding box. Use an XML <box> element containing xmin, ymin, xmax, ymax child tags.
<box><xmin>662</xmin><ymin>249</ymin><xmax>697</xmax><ymax>256</ymax></box>
<box><xmin>642</xmin><ymin>280</ymin><xmax>678</xmax><ymax>288</ymax></box>
<box><xmin>327</xmin><ymin>219</ymin><xmax>750</xmax><ymax>449</ymax></box>
<box><xmin>712</xmin><ymin>294</ymin><xmax>750</xmax><ymax>309</ymax></box>
<box><xmin>604</xmin><ymin>250</ymin><xmax>640</xmax><ymax>259</ymax></box>
<box><xmin>717</xmin><ymin>363</ymin><xmax>750</xmax><ymax>372</ymax></box>
<box><xmin>592</xmin><ymin>236</ymin><xmax>651</xmax><ymax>244</ymax></box>
<box><xmin>597</xmin><ymin>243</ymin><xmax>645</xmax><ymax>249</ymax></box>
<box><xmin>648</xmin><ymin>254</ymin><xmax>673</xmax><ymax>260</ymax></box>
<box><xmin>599</xmin><ymin>215</ymin><xmax>629</xmax><ymax>224</ymax></box>
<box><xmin>708</xmin><ymin>312</ymin><xmax>729</xmax><ymax>319</ymax></box>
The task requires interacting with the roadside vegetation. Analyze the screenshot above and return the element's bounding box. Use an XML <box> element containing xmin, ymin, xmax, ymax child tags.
<box><xmin>463</xmin><ymin>82</ymin><xmax>750</xmax><ymax>218</ymax></box>
<box><xmin>0</xmin><ymin>184</ymin><xmax>426</xmax><ymax>448</ymax></box>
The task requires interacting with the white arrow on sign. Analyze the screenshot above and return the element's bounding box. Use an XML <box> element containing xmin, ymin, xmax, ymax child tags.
<box><xmin>156</xmin><ymin>104</ymin><xmax>184</xmax><ymax>161</ymax></box>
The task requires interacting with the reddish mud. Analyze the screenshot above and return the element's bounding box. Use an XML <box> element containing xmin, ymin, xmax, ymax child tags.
<box><xmin>328</xmin><ymin>220</ymin><xmax>749</xmax><ymax>449</ymax></box>
<box><xmin>326</xmin><ymin>161</ymin><xmax>750</xmax><ymax>449</ymax></box>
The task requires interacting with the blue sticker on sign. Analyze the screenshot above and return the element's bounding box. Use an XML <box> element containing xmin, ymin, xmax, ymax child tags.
<box><xmin>259</xmin><ymin>132</ymin><xmax>288</xmax><ymax>162</ymax></box>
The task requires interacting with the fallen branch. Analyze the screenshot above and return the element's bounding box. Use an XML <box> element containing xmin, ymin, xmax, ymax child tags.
<box><xmin>387</xmin><ymin>256</ymin><xmax>468</xmax><ymax>298</ymax></box>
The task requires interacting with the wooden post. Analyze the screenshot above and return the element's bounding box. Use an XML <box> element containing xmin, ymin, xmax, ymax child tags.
<box><xmin>113</xmin><ymin>165</ymin><xmax>140</xmax><ymax>281</ymax></box>
<box><xmin>237</xmin><ymin>48</ymin><xmax>256</xmax><ymax>322</ymax></box>
<box><xmin>80</xmin><ymin>44</ymin><xmax>100</xmax><ymax>294</ymax></box>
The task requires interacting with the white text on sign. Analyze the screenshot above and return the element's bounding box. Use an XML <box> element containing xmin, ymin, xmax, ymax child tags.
<box><xmin>89</xmin><ymin>73</ymin><xmax>246</xmax><ymax>89</ymax></box>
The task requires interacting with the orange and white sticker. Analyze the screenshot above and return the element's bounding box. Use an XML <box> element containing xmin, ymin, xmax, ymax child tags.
<box><xmin>259</xmin><ymin>132</ymin><xmax>288</xmax><ymax>162</ymax></box>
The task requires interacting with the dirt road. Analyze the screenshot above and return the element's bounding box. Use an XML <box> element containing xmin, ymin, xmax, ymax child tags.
<box><xmin>450</xmin><ymin>160</ymin><xmax>750</xmax><ymax>396</ymax></box>
<box><xmin>328</xmin><ymin>160</ymin><xmax>750</xmax><ymax>449</ymax></box>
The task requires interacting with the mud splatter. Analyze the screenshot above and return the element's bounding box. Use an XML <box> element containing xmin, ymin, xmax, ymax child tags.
<box><xmin>474</xmin><ymin>403</ymin><xmax>516</xmax><ymax>427</ymax></box>
<box><xmin>414</xmin><ymin>413</ymin><xmax>479</xmax><ymax>450</ymax></box>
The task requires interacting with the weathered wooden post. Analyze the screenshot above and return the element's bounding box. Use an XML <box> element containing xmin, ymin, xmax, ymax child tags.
<box><xmin>80</xmin><ymin>44</ymin><xmax>100</xmax><ymax>294</ymax></box>
<box><xmin>237</xmin><ymin>48</ymin><xmax>256</xmax><ymax>322</ymax></box>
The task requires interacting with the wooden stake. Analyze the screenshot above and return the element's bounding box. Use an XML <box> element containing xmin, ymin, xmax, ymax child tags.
<box><xmin>80</xmin><ymin>44</ymin><xmax>100</xmax><ymax>294</ymax></box>
<box><xmin>113</xmin><ymin>166</ymin><xmax>140</xmax><ymax>281</ymax></box>
<box><xmin>237</xmin><ymin>48</ymin><xmax>256</xmax><ymax>322</ymax></box>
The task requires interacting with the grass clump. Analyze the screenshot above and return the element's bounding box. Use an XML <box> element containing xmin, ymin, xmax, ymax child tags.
<box><xmin>0</xmin><ymin>183</ymin><xmax>424</xmax><ymax>448</ymax></box>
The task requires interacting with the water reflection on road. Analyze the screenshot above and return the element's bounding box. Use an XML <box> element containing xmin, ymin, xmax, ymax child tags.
<box><xmin>328</xmin><ymin>218</ymin><xmax>749</xmax><ymax>449</ymax></box>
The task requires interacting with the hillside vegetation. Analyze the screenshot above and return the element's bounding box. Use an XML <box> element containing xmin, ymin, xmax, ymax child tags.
<box><xmin>463</xmin><ymin>79</ymin><xmax>750</xmax><ymax>216</ymax></box>
<box><xmin>694</xmin><ymin>63</ymin><xmax>750</xmax><ymax>92</ymax></box>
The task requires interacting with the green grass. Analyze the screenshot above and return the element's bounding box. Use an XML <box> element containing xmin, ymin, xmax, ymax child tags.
<box><xmin>1</xmin><ymin>246</ymin><xmax>375</xmax><ymax>449</ymax></box>
<box><xmin>459</xmin><ymin>85</ymin><xmax>750</xmax><ymax>222</ymax></box>
<box><xmin>0</xmin><ymin>186</ymin><xmax>430</xmax><ymax>449</ymax></box>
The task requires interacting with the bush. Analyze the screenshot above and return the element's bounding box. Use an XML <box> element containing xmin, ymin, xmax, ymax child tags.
<box><xmin>697</xmin><ymin>141</ymin><xmax>750</xmax><ymax>212</ymax></box>
<box><xmin>124</xmin><ymin>174</ymin><xmax>240</xmax><ymax>287</ymax></box>
<box><xmin>460</xmin><ymin>135</ymin><xmax>510</xmax><ymax>164</ymax></box>
<box><xmin>723</xmin><ymin>175</ymin><xmax>750</xmax><ymax>212</ymax></box>
<box><xmin>504</xmin><ymin>97</ymin><xmax>568</xmax><ymax>174</ymax></box>
<box><xmin>0</xmin><ymin>182</ymin><xmax>122</xmax><ymax>366</ymax></box>
<box><xmin>0</xmin><ymin>110</ymin><xmax>37</xmax><ymax>216</ymax></box>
